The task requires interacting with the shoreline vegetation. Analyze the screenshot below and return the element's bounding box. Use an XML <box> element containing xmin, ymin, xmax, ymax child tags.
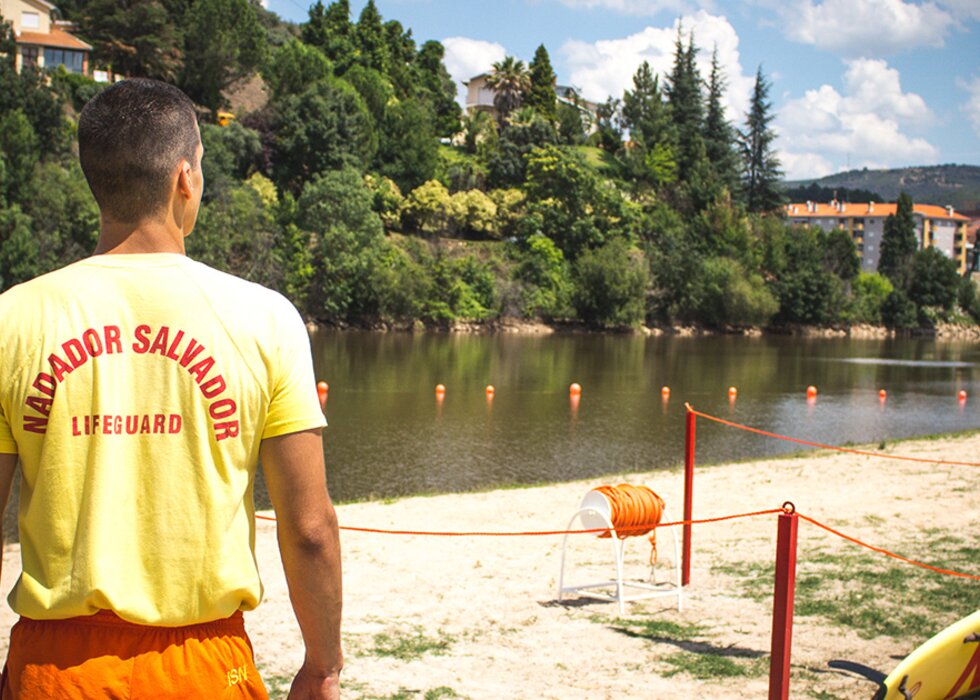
<box><xmin>309</xmin><ymin>317</ymin><xmax>980</xmax><ymax>340</ymax></box>
<box><xmin>4</xmin><ymin>430</ymin><xmax>976</xmax><ymax>699</ymax></box>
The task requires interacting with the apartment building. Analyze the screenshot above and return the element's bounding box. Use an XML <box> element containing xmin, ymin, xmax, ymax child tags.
<box><xmin>785</xmin><ymin>200</ymin><xmax>970</xmax><ymax>274</ymax></box>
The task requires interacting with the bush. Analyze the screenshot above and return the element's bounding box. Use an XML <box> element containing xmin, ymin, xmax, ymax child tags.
<box><xmin>450</xmin><ymin>190</ymin><xmax>497</xmax><ymax>239</ymax></box>
<box><xmin>691</xmin><ymin>257</ymin><xmax>777</xmax><ymax>327</ymax></box>
<box><xmin>516</xmin><ymin>233</ymin><xmax>571</xmax><ymax>319</ymax></box>
<box><xmin>881</xmin><ymin>289</ymin><xmax>918</xmax><ymax>329</ymax></box>
<box><xmin>958</xmin><ymin>276</ymin><xmax>980</xmax><ymax>321</ymax></box>
<box><xmin>907</xmin><ymin>247</ymin><xmax>960</xmax><ymax>312</ymax></box>
<box><xmin>571</xmin><ymin>237</ymin><xmax>648</xmax><ymax>327</ymax></box>
<box><xmin>400</xmin><ymin>180</ymin><xmax>452</xmax><ymax>235</ymax></box>
<box><xmin>848</xmin><ymin>272</ymin><xmax>893</xmax><ymax>324</ymax></box>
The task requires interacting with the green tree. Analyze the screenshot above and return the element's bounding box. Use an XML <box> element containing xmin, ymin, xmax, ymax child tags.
<box><xmin>383</xmin><ymin>20</ymin><xmax>416</xmax><ymax>94</ymax></box>
<box><xmin>486</xmin><ymin>114</ymin><xmax>556</xmax><ymax>188</ymax></box>
<box><xmin>0</xmin><ymin>110</ymin><xmax>39</xmax><ymax>204</ymax></box>
<box><xmin>263</xmin><ymin>39</ymin><xmax>333</xmax><ymax>101</ymax></box>
<box><xmin>620</xmin><ymin>61</ymin><xmax>676</xmax><ymax>191</ymax></box>
<box><xmin>24</xmin><ymin>161</ymin><xmax>100</xmax><ymax>266</ymax></box>
<box><xmin>878</xmin><ymin>192</ymin><xmax>917</xmax><ymax>286</ymax></box>
<box><xmin>557</xmin><ymin>102</ymin><xmax>586</xmax><ymax>145</ymax></box>
<box><xmin>375</xmin><ymin>98</ymin><xmax>439</xmax><ymax>192</ymax></box>
<box><xmin>343</xmin><ymin>64</ymin><xmax>393</xmax><ymax>127</ymax></box>
<box><xmin>516</xmin><ymin>232</ymin><xmax>571</xmax><ymax>318</ymax></box>
<box><xmin>0</xmin><ymin>205</ymin><xmax>39</xmax><ymax>290</ymax></box>
<box><xmin>76</xmin><ymin>0</ymin><xmax>184</xmax><ymax>81</ymax></box>
<box><xmin>848</xmin><ymin>272</ymin><xmax>893</xmax><ymax>324</ymax></box>
<box><xmin>485</xmin><ymin>56</ymin><xmax>530</xmax><ymax>125</ymax></box>
<box><xmin>772</xmin><ymin>226</ymin><xmax>844</xmax><ymax>325</ymax></box>
<box><xmin>200</xmin><ymin>122</ymin><xmax>263</xmax><ymax>200</ymax></box>
<box><xmin>702</xmin><ymin>48</ymin><xmax>740</xmax><ymax>197</ymax></box>
<box><xmin>907</xmin><ymin>247</ymin><xmax>959</xmax><ymax>312</ymax></box>
<box><xmin>738</xmin><ymin>67</ymin><xmax>783</xmax><ymax>213</ymax></box>
<box><xmin>187</xmin><ymin>182</ymin><xmax>283</xmax><ymax>289</ymax></box>
<box><xmin>822</xmin><ymin>227</ymin><xmax>860</xmax><ymax>281</ymax></box>
<box><xmin>297</xmin><ymin>167</ymin><xmax>389</xmax><ymax>320</ymax></box>
<box><xmin>414</xmin><ymin>40</ymin><xmax>462</xmax><ymax>138</ymax></box>
<box><xmin>272</xmin><ymin>77</ymin><xmax>376</xmax><ymax>193</ymax></box>
<box><xmin>665</xmin><ymin>32</ymin><xmax>707</xmax><ymax>185</ymax></box>
<box><xmin>525</xmin><ymin>44</ymin><xmax>557</xmax><ymax>121</ymax></box>
<box><xmin>355</xmin><ymin>0</ymin><xmax>388</xmax><ymax>74</ymax></box>
<box><xmin>181</xmin><ymin>0</ymin><xmax>266</xmax><ymax>112</ymax></box>
<box><xmin>571</xmin><ymin>237</ymin><xmax>648</xmax><ymax>327</ymax></box>
<box><xmin>524</xmin><ymin>144</ymin><xmax>621</xmax><ymax>259</ymax></box>
<box><xmin>302</xmin><ymin>0</ymin><xmax>355</xmax><ymax>73</ymax></box>
<box><xmin>689</xmin><ymin>256</ymin><xmax>777</xmax><ymax>327</ymax></box>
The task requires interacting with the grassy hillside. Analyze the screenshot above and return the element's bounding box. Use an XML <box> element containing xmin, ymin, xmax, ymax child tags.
<box><xmin>784</xmin><ymin>164</ymin><xmax>980</xmax><ymax>211</ymax></box>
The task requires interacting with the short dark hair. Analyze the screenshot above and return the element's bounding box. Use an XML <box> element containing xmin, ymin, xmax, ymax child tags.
<box><xmin>78</xmin><ymin>79</ymin><xmax>200</xmax><ymax>223</ymax></box>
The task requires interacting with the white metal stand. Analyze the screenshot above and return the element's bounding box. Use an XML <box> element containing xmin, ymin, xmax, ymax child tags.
<box><xmin>557</xmin><ymin>497</ymin><xmax>682</xmax><ymax>615</ymax></box>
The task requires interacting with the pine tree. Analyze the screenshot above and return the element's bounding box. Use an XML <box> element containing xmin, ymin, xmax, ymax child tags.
<box><xmin>738</xmin><ymin>66</ymin><xmax>783</xmax><ymax>213</ymax></box>
<box><xmin>702</xmin><ymin>48</ymin><xmax>740</xmax><ymax>197</ymax></box>
<box><xmin>77</xmin><ymin>0</ymin><xmax>184</xmax><ymax>81</ymax></box>
<box><xmin>621</xmin><ymin>61</ymin><xmax>676</xmax><ymax>190</ymax></box>
<box><xmin>878</xmin><ymin>192</ymin><xmax>918</xmax><ymax>286</ymax></box>
<box><xmin>665</xmin><ymin>30</ymin><xmax>706</xmax><ymax>184</ymax></box>
<box><xmin>526</xmin><ymin>44</ymin><xmax>557</xmax><ymax>122</ymax></box>
<box><xmin>383</xmin><ymin>19</ymin><xmax>416</xmax><ymax>96</ymax></box>
<box><xmin>302</xmin><ymin>0</ymin><xmax>354</xmax><ymax>73</ymax></box>
<box><xmin>414</xmin><ymin>40</ymin><xmax>462</xmax><ymax>138</ymax></box>
<box><xmin>355</xmin><ymin>0</ymin><xmax>388</xmax><ymax>74</ymax></box>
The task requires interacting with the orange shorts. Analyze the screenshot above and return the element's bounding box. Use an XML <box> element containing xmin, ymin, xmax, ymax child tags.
<box><xmin>1</xmin><ymin>610</ymin><xmax>269</xmax><ymax>699</ymax></box>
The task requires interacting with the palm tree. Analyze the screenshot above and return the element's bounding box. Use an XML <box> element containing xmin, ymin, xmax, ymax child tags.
<box><xmin>485</xmin><ymin>56</ymin><xmax>530</xmax><ymax>125</ymax></box>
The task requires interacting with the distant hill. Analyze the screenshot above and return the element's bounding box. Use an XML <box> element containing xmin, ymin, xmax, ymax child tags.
<box><xmin>783</xmin><ymin>164</ymin><xmax>980</xmax><ymax>212</ymax></box>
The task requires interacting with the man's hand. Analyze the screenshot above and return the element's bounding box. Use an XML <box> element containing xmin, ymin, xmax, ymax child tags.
<box><xmin>260</xmin><ymin>429</ymin><xmax>343</xmax><ymax>697</ymax></box>
<box><xmin>286</xmin><ymin>663</ymin><xmax>341</xmax><ymax>700</ymax></box>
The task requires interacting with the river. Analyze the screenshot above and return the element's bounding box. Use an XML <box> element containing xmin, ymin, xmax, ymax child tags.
<box><xmin>296</xmin><ymin>330</ymin><xmax>980</xmax><ymax>505</ymax></box>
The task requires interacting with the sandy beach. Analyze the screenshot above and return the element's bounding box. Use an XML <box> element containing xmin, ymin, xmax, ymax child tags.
<box><xmin>1</xmin><ymin>431</ymin><xmax>977</xmax><ymax>699</ymax></box>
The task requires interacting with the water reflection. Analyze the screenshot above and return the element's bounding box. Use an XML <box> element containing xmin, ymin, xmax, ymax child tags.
<box><xmin>303</xmin><ymin>331</ymin><xmax>979</xmax><ymax>504</ymax></box>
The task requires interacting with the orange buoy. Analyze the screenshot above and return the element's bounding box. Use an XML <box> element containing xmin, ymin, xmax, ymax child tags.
<box><xmin>879</xmin><ymin>389</ymin><xmax>887</xmax><ymax>400</ymax></box>
<box><xmin>316</xmin><ymin>381</ymin><xmax>328</xmax><ymax>409</ymax></box>
<box><xmin>958</xmin><ymin>390</ymin><xmax>967</xmax><ymax>401</ymax></box>
<box><xmin>485</xmin><ymin>384</ymin><xmax>495</xmax><ymax>396</ymax></box>
<box><xmin>569</xmin><ymin>382</ymin><xmax>582</xmax><ymax>396</ymax></box>
<box><xmin>806</xmin><ymin>385</ymin><xmax>817</xmax><ymax>399</ymax></box>
<box><xmin>661</xmin><ymin>386</ymin><xmax>670</xmax><ymax>398</ymax></box>
<box><xmin>435</xmin><ymin>383</ymin><xmax>446</xmax><ymax>395</ymax></box>
<box><xmin>728</xmin><ymin>386</ymin><xmax>737</xmax><ymax>398</ymax></box>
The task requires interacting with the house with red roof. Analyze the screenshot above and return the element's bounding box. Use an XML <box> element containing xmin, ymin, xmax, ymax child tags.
<box><xmin>1</xmin><ymin>0</ymin><xmax>91</xmax><ymax>76</ymax></box>
<box><xmin>785</xmin><ymin>200</ymin><xmax>970</xmax><ymax>274</ymax></box>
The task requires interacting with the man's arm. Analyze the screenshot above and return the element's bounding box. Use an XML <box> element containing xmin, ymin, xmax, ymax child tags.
<box><xmin>0</xmin><ymin>454</ymin><xmax>18</xmax><ymax>584</ymax></box>
<box><xmin>260</xmin><ymin>429</ymin><xmax>343</xmax><ymax>700</ymax></box>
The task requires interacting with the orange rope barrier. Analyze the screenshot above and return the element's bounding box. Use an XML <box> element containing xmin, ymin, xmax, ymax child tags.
<box><xmin>686</xmin><ymin>404</ymin><xmax>980</xmax><ymax>468</ymax></box>
<box><xmin>796</xmin><ymin>512</ymin><xmax>980</xmax><ymax>581</ymax></box>
<box><xmin>255</xmin><ymin>507</ymin><xmax>782</xmax><ymax>537</ymax></box>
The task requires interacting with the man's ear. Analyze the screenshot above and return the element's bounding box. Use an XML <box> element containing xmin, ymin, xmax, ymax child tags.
<box><xmin>176</xmin><ymin>160</ymin><xmax>195</xmax><ymax>200</ymax></box>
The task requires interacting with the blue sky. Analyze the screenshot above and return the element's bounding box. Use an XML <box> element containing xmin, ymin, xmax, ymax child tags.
<box><xmin>266</xmin><ymin>0</ymin><xmax>980</xmax><ymax>181</ymax></box>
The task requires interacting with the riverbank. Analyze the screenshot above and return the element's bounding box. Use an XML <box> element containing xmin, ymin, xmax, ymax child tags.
<box><xmin>2</xmin><ymin>434</ymin><xmax>976</xmax><ymax>699</ymax></box>
<box><xmin>309</xmin><ymin>316</ymin><xmax>980</xmax><ymax>340</ymax></box>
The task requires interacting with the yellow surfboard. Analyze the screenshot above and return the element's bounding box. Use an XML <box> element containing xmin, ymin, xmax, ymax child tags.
<box><xmin>874</xmin><ymin>610</ymin><xmax>980</xmax><ymax>700</ymax></box>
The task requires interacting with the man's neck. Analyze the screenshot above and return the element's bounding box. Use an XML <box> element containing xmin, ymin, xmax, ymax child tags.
<box><xmin>94</xmin><ymin>219</ymin><xmax>186</xmax><ymax>256</ymax></box>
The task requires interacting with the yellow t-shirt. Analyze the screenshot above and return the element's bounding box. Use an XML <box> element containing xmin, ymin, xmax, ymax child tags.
<box><xmin>0</xmin><ymin>253</ymin><xmax>326</xmax><ymax>625</ymax></box>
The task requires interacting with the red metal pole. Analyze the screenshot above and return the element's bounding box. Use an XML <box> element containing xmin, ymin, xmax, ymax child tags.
<box><xmin>769</xmin><ymin>505</ymin><xmax>799</xmax><ymax>700</ymax></box>
<box><xmin>682</xmin><ymin>408</ymin><xmax>696</xmax><ymax>586</ymax></box>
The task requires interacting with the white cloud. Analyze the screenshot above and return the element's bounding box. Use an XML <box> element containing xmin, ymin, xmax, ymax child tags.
<box><xmin>781</xmin><ymin>0</ymin><xmax>954</xmax><ymax>56</ymax></box>
<box><xmin>777</xmin><ymin>59</ymin><xmax>939</xmax><ymax>179</ymax></box>
<box><xmin>936</xmin><ymin>0</ymin><xmax>980</xmax><ymax>20</ymax></box>
<box><xmin>958</xmin><ymin>75</ymin><xmax>980</xmax><ymax>138</ymax></box>
<box><xmin>553</xmin><ymin>0</ymin><xmax>709</xmax><ymax>15</ymax></box>
<box><xmin>442</xmin><ymin>37</ymin><xmax>508</xmax><ymax>104</ymax></box>
<box><xmin>560</xmin><ymin>10</ymin><xmax>754</xmax><ymax>120</ymax></box>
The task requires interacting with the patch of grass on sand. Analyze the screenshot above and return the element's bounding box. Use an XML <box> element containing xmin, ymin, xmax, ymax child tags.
<box><xmin>606</xmin><ymin>617</ymin><xmax>705</xmax><ymax>642</ymax></box>
<box><xmin>260</xmin><ymin>672</ymin><xmax>293</xmax><ymax>700</ymax></box>
<box><xmin>661</xmin><ymin>651</ymin><xmax>766</xmax><ymax>678</ymax></box>
<box><xmin>358</xmin><ymin>688</ymin><xmax>466</xmax><ymax>700</ymax></box>
<box><xmin>712</xmin><ymin>535</ymin><xmax>977</xmax><ymax>641</ymax></box>
<box><xmin>369</xmin><ymin>626</ymin><xmax>455</xmax><ymax>661</ymax></box>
